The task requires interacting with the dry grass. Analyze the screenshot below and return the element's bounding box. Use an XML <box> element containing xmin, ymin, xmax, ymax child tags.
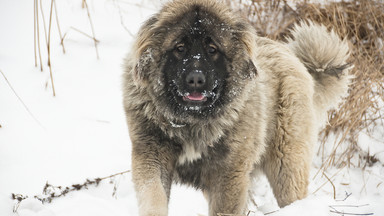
<box><xmin>34</xmin><ymin>0</ymin><xmax>59</xmax><ymax>96</ymax></box>
<box><xmin>82</xmin><ymin>0</ymin><xmax>100</xmax><ymax>59</ymax></box>
<box><xmin>231</xmin><ymin>0</ymin><xmax>384</xmax><ymax>170</ymax></box>
<box><xmin>33</xmin><ymin>0</ymin><xmax>100</xmax><ymax>96</ymax></box>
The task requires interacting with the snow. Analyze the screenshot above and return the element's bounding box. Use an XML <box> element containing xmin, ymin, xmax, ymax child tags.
<box><xmin>1</xmin><ymin>0</ymin><xmax>383</xmax><ymax>216</ymax></box>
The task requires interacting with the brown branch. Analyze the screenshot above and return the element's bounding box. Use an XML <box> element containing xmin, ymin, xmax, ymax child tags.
<box><xmin>39</xmin><ymin>0</ymin><xmax>48</xmax><ymax>46</ymax></box>
<box><xmin>34</xmin><ymin>0</ymin><xmax>37</xmax><ymax>67</ymax></box>
<box><xmin>330</xmin><ymin>204</ymin><xmax>369</xmax><ymax>208</ymax></box>
<box><xmin>323</xmin><ymin>172</ymin><xmax>336</xmax><ymax>199</ymax></box>
<box><xmin>330</xmin><ymin>203</ymin><xmax>373</xmax><ymax>215</ymax></box>
<box><xmin>53</xmin><ymin>0</ymin><xmax>65</xmax><ymax>54</ymax></box>
<box><xmin>335</xmin><ymin>191</ymin><xmax>352</xmax><ymax>202</ymax></box>
<box><xmin>264</xmin><ymin>209</ymin><xmax>280</xmax><ymax>215</ymax></box>
<box><xmin>99</xmin><ymin>170</ymin><xmax>131</xmax><ymax>181</ymax></box>
<box><xmin>35</xmin><ymin>0</ymin><xmax>44</xmax><ymax>71</ymax></box>
<box><xmin>312</xmin><ymin>169</ymin><xmax>343</xmax><ymax>195</ymax></box>
<box><xmin>82</xmin><ymin>0</ymin><xmax>99</xmax><ymax>59</ymax></box>
<box><xmin>113</xmin><ymin>0</ymin><xmax>134</xmax><ymax>37</ymax></box>
<box><xmin>47</xmin><ymin>0</ymin><xmax>56</xmax><ymax>96</ymax></box>
<box><xmin>11</xmin><ymin>170</ymin><xmax>131</xmax><ymax>211</ymax></box>
<box><xmin>62</xmin><ymin>27</ymin><xmax>100</xmax><ymax>43</ymax></box>
<box><xmin>330</xmin><ymin>210</ymin><xmax>373</xmax><ymax>215</ymax></box>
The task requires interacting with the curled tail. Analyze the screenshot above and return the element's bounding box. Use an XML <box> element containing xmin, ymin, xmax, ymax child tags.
<box><xmin>287</xmin><ymin>21</ymin><xmax>353</xmax><ymax>124</ymax></box>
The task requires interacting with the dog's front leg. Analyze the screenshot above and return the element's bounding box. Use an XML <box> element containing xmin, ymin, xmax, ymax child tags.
<box><xmin>207</xmin><ymin>160</ymin><xmax>253</xmax><ymax>216</ymax></box>
<box><xmin>132</xmin><ymin>139</ymin><xmax>176</xmax><ymax>216</ymax></box>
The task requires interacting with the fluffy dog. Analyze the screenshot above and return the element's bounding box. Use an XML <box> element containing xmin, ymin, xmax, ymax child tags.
<box><xmin>122</xmin><ymin>0</ymin><xmax>351</xmax><ymax>215</ymax></box>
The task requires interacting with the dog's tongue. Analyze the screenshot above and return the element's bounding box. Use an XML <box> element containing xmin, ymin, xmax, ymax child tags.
<box><xmin>186</xmin><ymin>92</ymin><xmax>205</xmax><ymax>101</ymax></box>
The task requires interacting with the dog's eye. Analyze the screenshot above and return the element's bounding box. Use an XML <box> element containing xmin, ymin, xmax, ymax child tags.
<box><xmin>208</xmin><ymin>45</ymin><xmax>217</xmax><ymax>54</ymax></box>
<box><xmin>176</xmin><ymin>44</ymin><xmax>185</xmax><ymax>53</ymax></box>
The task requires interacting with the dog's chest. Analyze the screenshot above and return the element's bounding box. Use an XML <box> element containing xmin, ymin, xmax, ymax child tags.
<box><xmin>170</xmin><ymin>124</ymin><xmax>223</xmax><ymax>165</ymax></box>
<box><xmin>174</xmin><ymin>141</ymin><xmax>229</xmax><ymax>189</ymax></box>
<box><xmin>178</xmin><ymin>144</ymin><xmax>204</xmax><ymax>165</ymax></box>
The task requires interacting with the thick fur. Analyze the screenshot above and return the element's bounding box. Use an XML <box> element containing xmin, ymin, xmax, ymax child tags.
<box><xmin>122</xmin><ymin>1</ymin><xmax>351</xmax><ymax>216</ymax></box>
<box><xmin>286</xmin><ymin>21</ymin><xmax>352</xmax><ymax>127</ymax></box>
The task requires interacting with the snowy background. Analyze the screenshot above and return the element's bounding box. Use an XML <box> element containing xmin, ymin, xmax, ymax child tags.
<box><xmin>0</xmin><ymin>0</ymin><xmax>383</xmax><ymax>216</ymax></box>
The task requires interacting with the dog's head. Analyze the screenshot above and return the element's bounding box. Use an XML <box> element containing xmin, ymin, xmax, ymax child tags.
<box><xmin>131</xmin><ymin>0</ymin><xmax>257</xmax><ymax>120</ymax></box>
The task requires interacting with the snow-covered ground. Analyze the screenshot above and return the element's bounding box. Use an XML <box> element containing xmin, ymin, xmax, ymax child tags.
<box><xmin>1</xmin><ymin>1</ymin><xmax>383</xmax><ymax>216</ymax></box>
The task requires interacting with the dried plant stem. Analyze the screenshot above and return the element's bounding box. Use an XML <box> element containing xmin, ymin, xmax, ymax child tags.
<box><xmin>11</xmin><ymin>169</ymin><xmax>131</xmax><ymax>209</ymax></box>
<box><xmin>47</xmin><ymin>0</ymin><xmax>56</xmax><ymax>96</ymax></box>
<box><xmin>83</xmin><ymin>0</ymin><xmax>99</xmax><ymax>59</ymax></box>
<box><xmin>335</xmin><ymin>192</ymin><xmax>352</xmax><ymax>201</ymax></box>
<box><xmin>0</xmin><ymin>69</ymin><xmax>44</xmax><ymax>129</ymax></box>
<box><xmin>217</xmin><ymin>214</ymin><xmax>244</xmax><ymax>216</ymax></box>
<box><xmin>330</xmin><ymin>204</ymin><xmax>374</xmax><ymax>215</ymax></box>
<box><xmin>312</xmin><ymin>169</ymin><xmax>343</xmax><ymax>195</ymax></box>
<box><xmin>62</xmin><ymin>27</ymin><xmax>100</xmax><ymax>43</ymax></box>
<box><xmin>35</xmin><ymin>0</ymin><xmax>44</xmax><ymax>71</ymax></box>
<box><xmin>33</xmin><ymin>0</ymin><xmax>37</xmax><ymax>67</ymax></box>
<box><xmin>330</xmin><ymin>204</ymin><xmax>369</xmax><ymax>208</ymax></box>
<box><xmin>264</xmin><ymin>209</ymin><xmax>280</xmax><ymax>215</ymax></box>
<box><xmin>53</xmin><ymin>0</ymin><xmax>65</xmax><ymax>54</ymax></box>
<box><xmin>329</xmin><ymin>210</ymin><xmax>373</xmax><ymax>215</ymax></box>
<box><xmin>113</xmin><ymin>0</ymin><xmax>134</xmax><ymax>37</ymax></box>
<box><xmin>100</xmin><ymin>170</ymin><xmax>131</xmax><ymax>180</ymax></box>
<box><xmin>39</xmin><ymin>0</ymin><xmax>48</xmax><ymax>46</ymax></box>
<box><xmin>323</xmin><ymin>172</ymin><xmax>336</xmax><ymax>199</ymax></box>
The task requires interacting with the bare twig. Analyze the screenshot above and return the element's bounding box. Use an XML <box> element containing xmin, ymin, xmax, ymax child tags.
<box><xmin>82</xmin><ymin>0</ymin><xmax>99</xmax><ymax>59</ymax></box>
<box><xmin>312</xmin><ymin>169</ymin><xmax>343</xmax><ymax>195</ymax></box>
<box><xmin>113</xmin><ymin>0</ymin><xmax>134</xmax><ymax>37</ymax></box>
<box><xmin>35</xmin><ymin>0</ymin><xmax>44</xmax><ymax>71</ymax></box>
<box><xmin>246</xmin><ymin>211</ymin><xmax>254</xmax><ymax>216</ymax></box>
<box><xmin>53</xmin><ymin>0</ymin><xmax>65</xmax><ymax>53</ymax></box>
<box><xmin>217</xmin><ymin>214</ymin><xmax>245</xmax><ymax>216</ymax></box>
<box><xmin>47</xmin><ymin>0</ymin><xmax>56</xmax><ymax>96</ymax></box>
<box><xmin>335</xmin><ymin>191</ymin><xmax>352</xmax><ymax>202</ymax></box>
<box><xmin>323</xmin><ymin>172</ymin><xmax>336</xmax><ymax>199</ymax></box>
<box><xmin>11</xmin><ymin>170</ymin><xmax>131</xmax><ymax>209</ymax></box>
<box><xmin>111</xmin><ymin>0</ymin><xmax>157</xmax><ymax>11</ymax></box>
<box><xmin>34</xmin><ymin>0</ymin><xmax>37</xmax><ymax>67</ymax></box>
<box><xmin>264</xmin><ymin>209</ymin><xmax>280</xmax><ymax>215</ymax></box>
<box><xmin>330</xmin><ymin>204</ymin><xmax>369</xmax><ymax>208</ymax></box>
<box><xmin>330</xmin><ymin>202</ymin><xmax>373</xmax><ymax>215</ymax></box>
<box><xmin>330</xmin><ymin>210</ymin><xmax>373</xmax><ymax>215</ymax></box>
<box><xmin>0</xmin><ymin>69</ymin><xmax>45</xmax><ymax>129</ymax></box>
<box><xmin>62</xmin><ymin>26</ymin><xmax>100</xmax><ymax>44</ymax></box>
<box><xmin>39</xmin><ymin>0</ymin><xmax>48</xmax><ymax>46</ymax></box>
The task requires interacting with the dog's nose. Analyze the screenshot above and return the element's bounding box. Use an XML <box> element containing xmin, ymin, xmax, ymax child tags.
<box><xmin>186</xmin><ymin>71</ymin><xmax>206</xmax><ymax>88</ymax></box>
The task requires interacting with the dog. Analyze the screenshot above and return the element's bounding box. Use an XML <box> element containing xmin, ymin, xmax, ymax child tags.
<box><xmin>122</xmin><ymin>0</ymin><xmax>351</xmax><ymax>215</ymax></box>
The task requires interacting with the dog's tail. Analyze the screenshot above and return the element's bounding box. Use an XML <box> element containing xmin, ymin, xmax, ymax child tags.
<box><xmin>287</xmin><ymin>21</ymin><xmax>353</xmax><ymax>123</ymax></box>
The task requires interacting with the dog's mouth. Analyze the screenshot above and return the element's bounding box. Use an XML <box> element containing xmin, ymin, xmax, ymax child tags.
<box><xmin>171</xmin><ymin>81</ymin><xmax>221</xmax><ymax>110</ymax></box>
<box><xmin>183</xmin><ymin>92</ymin><xmax>208</xmax><ymax>102</ymax></box>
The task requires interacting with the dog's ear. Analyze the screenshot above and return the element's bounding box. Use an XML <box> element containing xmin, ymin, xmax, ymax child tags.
<box><xmin>237</xmin><ymin>28</ymin><xmax>258</xmax><ymax>79</ymax></box>
<box><xmin>131</xmin><ymin>16</ymin><xmax>160</xmax><ymax>86</ymax></box>
<box><xmin>229</xmin><ymin>36</ymin><xmax>258</xmax><ymax>79</ymax></box>
<box><xmin>132</xmin><ymin>48</ymin><xmax>153</xmax><ymax>86</ymax></box>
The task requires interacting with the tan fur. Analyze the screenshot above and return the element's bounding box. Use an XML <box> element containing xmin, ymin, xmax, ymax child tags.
<box><xmin>122</xmin><ymin>0</ymin><xmax>351</xmax><ymax>215</ymax></box>
<box><xmin>286</xmin><ymin>21</ymin><xmax>353</xmax><ymax>128</ymax></box>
